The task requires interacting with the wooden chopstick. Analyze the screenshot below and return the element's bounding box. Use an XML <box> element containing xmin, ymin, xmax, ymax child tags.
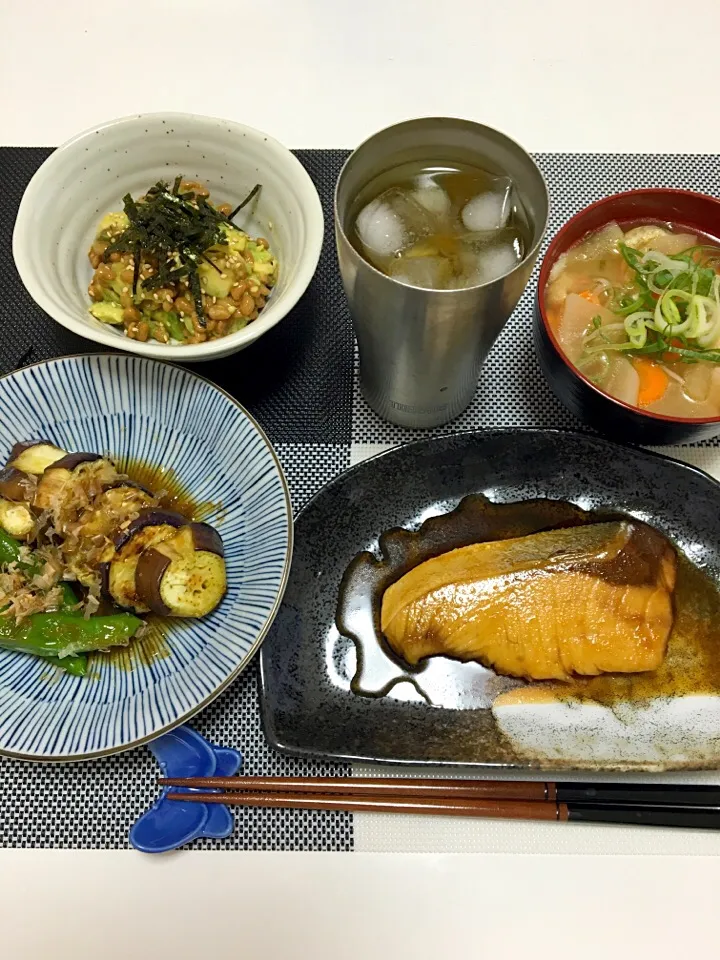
<box><xmin>158</xmin><ymin>776</ymin><xmax>720</xmax><ymax>810</ymax></box>
<box><xmin>164</xmin><ymin>790</ymin><xmax>567</xmax><ymax>820</ymax></box>
<box><xmin>162</xmin><ymin>786</ymin><xmax>720</xmax><ymax>829</ymax></box>
<box><xmin>157</xmin><ymin>775</ymin><xmax>553</xmax><ymax>802</ymax></box>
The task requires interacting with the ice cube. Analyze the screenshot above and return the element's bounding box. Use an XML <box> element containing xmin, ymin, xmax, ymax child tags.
<box><xmin>356</xmin><ymin>187</ymin><xmax>436</xmax><ymax>260</ymax></box>
<box><xmin>388</xmin><ymin>255</ymin><xmax>452</xmax><ymax>289</ymax></box>
<box><xmin>461</xmin><ymin>243</ymin><xmax>521</xmax><ymax>287</ymax></box>
<box><xmin>412</xmin><ymin>185</ymin><xmax>451</xmax><ymax>219</ymax></box>
<box><xmin>385</xmin><ymin>188</ymin><xmax>436</xmax><ymax>237</ymax></box>
<box><xmin>355</xmin><ymin>198</ymin><xmax>406</xmax><ymax>257</ymax></box>
<box><xmin>463</xmin><ymin>230</ymin><xmax>523</xmax><ymax>259</ymax></box>
<box><xmin>461</xmin><ymin>180</ymin><xmax>513</xmax><ymax>232</ymax></box>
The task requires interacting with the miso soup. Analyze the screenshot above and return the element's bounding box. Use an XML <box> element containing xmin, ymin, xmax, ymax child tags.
<box><xmin>545</xmin><ymin>221</ymin><xmax>720</xmax><ymax>419</ymax></box>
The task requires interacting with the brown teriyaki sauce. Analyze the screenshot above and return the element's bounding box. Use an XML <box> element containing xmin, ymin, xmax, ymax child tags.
<box><xmin>335</xmin><ymin>495</ymin><xmax>720</xmax><ymax>710</ymax></box>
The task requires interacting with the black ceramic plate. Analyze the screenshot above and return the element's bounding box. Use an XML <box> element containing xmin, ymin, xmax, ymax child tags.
<box><xmin>259</xmin><ymin>430</ymin><xmax>720</xmax><ymax>770</ymax></box>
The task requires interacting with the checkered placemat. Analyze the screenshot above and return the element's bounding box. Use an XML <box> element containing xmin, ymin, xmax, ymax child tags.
<box><xmin>1</xmin><ymin>148</ymin><xmax>720</xmax><ymax>850</ymax></box>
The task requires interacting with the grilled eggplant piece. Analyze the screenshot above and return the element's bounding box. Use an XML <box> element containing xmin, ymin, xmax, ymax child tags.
<box><xmin>0</xmin><ymin>498</ymin><xmax>35</xmax><ymax>539</ymax></box>
<box><xmin>0</xmin><ymin>467</ymin><xmax>35</xmax><ymax>503</ymax></box>
<box><xmin>0</xmin><ymin>463</ymin><xmax>41</xmax><ymax>538</ymax></box>
<box><xmin>63</xmin><ymin>484</ymin><xmax>158</xmax><ymax>588</ymax></box>
<box><xmin>9</xmin><ymin>440</ymin><xmax>67</xmax><ymax>475</ymax></box>
<box><xmin>101</xmin><ymin>509</ymin><xmax>186</xmax><ymax>614</ymax></box>
<box><xmin>48</xmin><ymin>453</ymin><xmax>104</xmax><ymax>471</ymax></box>
<box><xmin>34</xmin><ymin>454</ymin><xmax>113</xmax><ymax>512</ymax></box>
<box><xmin>76</xmin><ymin>482</ymin><xmax>156</xmax><ymax>540</ymax></box>
<box><xmin>136</xmin><ymin>522</ymin><xmax>226</xmax><ymax>618</ymax></box>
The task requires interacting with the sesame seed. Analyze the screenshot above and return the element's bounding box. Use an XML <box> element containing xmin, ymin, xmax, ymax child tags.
<box><xmin>122</xmin><ymin>286</ymin><xmax>129</xmax><ymax>294</ymax></box>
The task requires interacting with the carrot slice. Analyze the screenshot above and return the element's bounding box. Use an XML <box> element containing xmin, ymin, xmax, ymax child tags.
<box><xmin>663</xmin><ymin>338</ymin><xmax>684</xmax><ymax>363</ymax></box>
<box><xmin>545</xmin><ymin>306</ymin><xmax>562</xmax><ymax>330</ymax></box>
<box><xmin>632</xmin><ymin>358</ymin><xmax>669</xmax><ymax>406</ymax></box>
<box><xmin>578</xmin><ymin>290</ymin><xmax>599</xmax><ymax>304</ymax></box>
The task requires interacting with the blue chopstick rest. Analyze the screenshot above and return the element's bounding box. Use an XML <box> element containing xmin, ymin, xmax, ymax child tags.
<box><xmin>129</xmin><ymin>725</ymin><xmax>242</xmax><ymax>853</ymax></box>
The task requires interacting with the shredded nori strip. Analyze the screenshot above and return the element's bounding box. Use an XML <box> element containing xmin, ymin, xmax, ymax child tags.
<box><xmin>103</xmin><ymin>179</ymin><xmax>262</xmax><ymax>326</ymax></box>
<box><xmin>229</xmin><ymin>183</ymin><xmax>261</xmax><ymax>221</ymax></box>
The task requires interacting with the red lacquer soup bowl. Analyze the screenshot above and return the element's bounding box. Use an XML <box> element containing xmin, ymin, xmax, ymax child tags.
<box><xmin>534</xmin><ymin>189</ymin><xmax>720</xmax><ymax>444</ymax></box>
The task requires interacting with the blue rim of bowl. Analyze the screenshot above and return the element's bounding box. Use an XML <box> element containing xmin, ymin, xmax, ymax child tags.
<box><xmin>0</xmin><ymin>353</ymin><xmax>294</xmax><ymax>763</ymax></box>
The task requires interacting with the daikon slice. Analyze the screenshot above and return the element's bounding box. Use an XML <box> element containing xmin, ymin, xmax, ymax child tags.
<box><xmin>558</xmin><ymin>294</ymin><xmax>615</xmax><ymax>363</ymax></box>
<box><xmin>605</xmin><ymin>356</ymin><xmax>640</xmax><ymax>407</ymax></box>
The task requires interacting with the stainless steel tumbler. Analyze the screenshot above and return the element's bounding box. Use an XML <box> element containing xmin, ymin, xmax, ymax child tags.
<box><xmin>334</xmin><ymin>118</ymin><xmax>549</xmax><ymax>428</ymax></box>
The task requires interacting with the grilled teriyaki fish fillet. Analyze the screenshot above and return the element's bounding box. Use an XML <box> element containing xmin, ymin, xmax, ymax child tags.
<box><xmin>380</xmin><ymin>521</ymin><xmax>677</xmax><ymax>681</ymax></box>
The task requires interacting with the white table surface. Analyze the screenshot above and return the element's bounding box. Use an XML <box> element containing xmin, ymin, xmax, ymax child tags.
<box><xmin>2</xmin><ymin>1</ymin><xmax>720</xmax><ymax>956</ymax></box>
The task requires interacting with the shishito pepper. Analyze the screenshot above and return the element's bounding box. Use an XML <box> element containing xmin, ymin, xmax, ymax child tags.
<box><xmin>0</xmin><ymin>611</ymin><xmax>143</xmax><ymax>660</ymax></box>
<box><xmin>52</xmin><ymin>653</ymin><xmax>88</xmax><ymax>677</ymax></box>
<box><xmin>0</xmin><ymin>530</ymin><xmax>142</xmax><ymax>676</ymax></box>
<box><xmin>0</xmin><ymin>528</ymin><xmax>26</xmax><ymax>566</ymax></box>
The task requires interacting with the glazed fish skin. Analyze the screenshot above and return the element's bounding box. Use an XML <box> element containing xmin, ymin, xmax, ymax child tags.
<box><xmin>380</xmin><ymin>521</ymin><xmax>677</xmax><ymax>681</ymax></box>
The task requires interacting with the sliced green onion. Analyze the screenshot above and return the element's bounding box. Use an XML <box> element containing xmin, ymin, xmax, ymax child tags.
<box><xmin>584</xmin><ymin>239</ymin><xmax>720</xmax><ymax>364</ymax></box>
<box><xmin>583</xmin><ymin>341</ymin><xmax>638</xmax><ymax>355</ymax></box>
<box><xmin>706</xmin><ymin>279</ymin><xmax>720</xmax><ymax>346</ymax></box>
<box><xmin>583</xmin><ymin>322</ymin><xmax>626</xmax><ymax>345</ymax></box>
<box><xmin>619</xmin><ymin>243</ymin><xmax>649</xmax><ymax>274</ymax></box>
<box><xmin>654</xmin><ymin>289</ymin><xmax>690</xmax><ymax>332</ymax></box>
<box><xmin>696</xmin><ymin>284</ymin><xmax>720</xmax><ymax>348</ymax></box>
<box><xmin>672</xmin><ymin>346</ymin><xmax>720</xmax><ymax>363</ymax></box>
<box><xmin>577</xmin><ymin>353</ymin><xmax>611</xmax><ymax>383</ymax></box>
<box><xmin>591</xmin><ymin>278</ymin><xmax>614</xmax><ymax>303</ymax></box>
<box><xmin>613</xmin><ymin>292</ymin><xmax>655</xmax><ymax>316</ymax></box>
<box><xmin>640</xmin><ymin>249</ymin><xmax>689</xmax><ymax>275</ymax></box>
<box><xmin>624</xmin><ymin>310</ymin><xmax>654</xmax><ymax>348</ymax></box>
<box><xmin>688</xmin><ymin>297</ymin><xmax>713</xmax><ymax>340</ymax></box>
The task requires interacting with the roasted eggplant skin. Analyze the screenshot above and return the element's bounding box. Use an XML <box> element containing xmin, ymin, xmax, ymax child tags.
<box><xmin>100</xmin><ymin>509</ymin><xmax>188</xmax><ymax>613</ymax></box>
<box><xmin>8</xmin><ymin>440</ymin><xmax>68</xmax><ymax>475</ymax></box>
<box><xmin>47</xmin><ymin>452</ymin><xmax>103</xmax><ymax>472</ymax></box>
<box><xmin>104</xmin><ymin>479</ymin><xmax>154</xmax><ymax>497</ymax></box>
<box><xmin>0</xmin><ymin>465</ymin><xmax>40</xmax><ymax>535</ymax></box>
<box><xmin>0</xmin><ymin>467</ymin><xmax>34</xmax><ymax>502</ymax></box>
<box><xmin>112</xmin><ymin>508</ymin><xmax>187</xmax><ymax>553</ymax></box>
<box><xmin>135</xmin><ymin>522</ymin><xmax>226</xmax><ymax>618</ymax></box>
<box><xmin>34</xmin><ymin>454</ymin><xmax>111</xmax><ymax>512</ymax></box>
<box><xmin>186</xmin><ymin>522</ymin><xmax>224</xmax><ymax>558</ymax></box>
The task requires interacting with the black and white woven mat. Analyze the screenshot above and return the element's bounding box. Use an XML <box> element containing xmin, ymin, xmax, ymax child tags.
<box><xmin>1</xmin><ymin>148</ymin><xmax>720</xmax><ymax>850</ymax></box>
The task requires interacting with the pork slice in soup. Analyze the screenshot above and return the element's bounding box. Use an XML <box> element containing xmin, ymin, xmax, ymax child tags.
<box><xmin>546</xmin><ymin>220</ymin><xmax>720</xmax><ymax>419</ymax></box>
<box><xmin>623</xmin><ymin>226</ymin><xmax>697</xmax><ymax>256</ymax></box>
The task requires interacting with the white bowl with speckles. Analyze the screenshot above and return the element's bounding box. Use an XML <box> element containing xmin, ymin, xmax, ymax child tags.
<box><xmin>12</xmin><ymin>113</ymin><xmax>324</xmax><ymax>361</ymax></box>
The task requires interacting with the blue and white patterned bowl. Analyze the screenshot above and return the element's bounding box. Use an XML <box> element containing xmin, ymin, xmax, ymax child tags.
<box><xmin>0</xmin><ymin>354</ymin><xmax>292</xmax><ymax>760</ymax></box>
